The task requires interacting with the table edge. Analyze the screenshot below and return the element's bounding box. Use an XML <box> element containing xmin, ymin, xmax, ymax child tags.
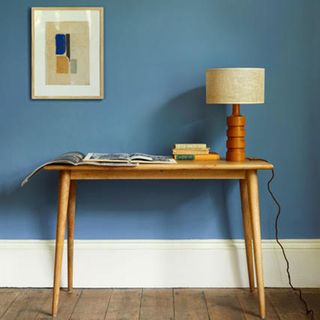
<box><xmin>43</xmin><ymin>160</ymin><xmax>274</xmax><ymax>171</ymax></box>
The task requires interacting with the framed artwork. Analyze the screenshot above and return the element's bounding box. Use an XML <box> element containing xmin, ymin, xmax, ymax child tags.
<box><xmin>31</xmin><ymin>7</ymin><xmax>104</xmax><ymax>99</ymax></box>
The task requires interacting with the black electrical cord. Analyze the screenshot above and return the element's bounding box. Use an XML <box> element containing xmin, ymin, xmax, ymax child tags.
<box><xmin>266</xmin><ymin>167</ymin><xmax>315</xmax><ymax>319</ymax></box>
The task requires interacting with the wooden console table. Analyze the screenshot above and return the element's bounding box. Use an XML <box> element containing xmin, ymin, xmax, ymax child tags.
<box><xmin>44</xmin><ymin>159</ymin><xmax>273</xmax><ymax>319</ymax></box>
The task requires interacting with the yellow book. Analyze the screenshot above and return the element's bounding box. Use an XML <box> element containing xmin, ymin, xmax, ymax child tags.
<box><xmin>174</xmin><ymin>152</ymin><xmax>220</xmax><ymax>160</ymax></box>
<box><xmin>172</xmin><ymin>148</ymin><xmax>209</xmax><ymax>155</ymax></box>
<box><xmin>174</xmin><ymin>143</ymin><xmax>207</xmax><ymax>150</ymax></box>
<box><xmin>194</xmin><ymin>153</ymin><xmax>220</xmax><ymax>160</ymax></box>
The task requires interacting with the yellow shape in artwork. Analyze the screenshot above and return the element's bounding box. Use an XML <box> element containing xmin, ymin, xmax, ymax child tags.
<box><xmin>56</xmin><ymin>56</ymin><xmax>69</xmax><ymax>74</ymax></box>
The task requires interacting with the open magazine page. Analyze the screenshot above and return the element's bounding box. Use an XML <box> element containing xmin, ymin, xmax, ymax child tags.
<box><xmin>53</xmin><ymin>152</ymin><xmax>85</xmax><ymax>164</ymax></box>
<box><xmin>21</xmin><ymin>152</ymin><xmax>137</xmax><ymax>187</ymax></box>
<box><xmin>84</xmin><ymin>153</ymin><xmax>176</xmax><ymax>164</ymax></box>
<box><xmin>21</xmin><ymin>152</ymin><xmax>85</xmax><ymax>186</ymax></box>
<box><xmin>84</xmin><ymin>153</ymin><xmax>131</xmax><ymax>163</ymax></box>
<box><xmin>129</xmin><ymin>153</ymin><xmax>176</xmax><ymax>163</ymax></box>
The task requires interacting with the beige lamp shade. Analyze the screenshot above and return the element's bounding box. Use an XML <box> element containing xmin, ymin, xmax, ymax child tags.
<box><xmin>206</xmin><ymin>68</ymin><xmax>265</xmax><ymax>104</ymax></box>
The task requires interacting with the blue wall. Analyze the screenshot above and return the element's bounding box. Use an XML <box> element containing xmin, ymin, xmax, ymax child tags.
<box><xmin>0</xmin><ymin>0</ymin><xmax>319</xmax><ymax>239</ymax></box>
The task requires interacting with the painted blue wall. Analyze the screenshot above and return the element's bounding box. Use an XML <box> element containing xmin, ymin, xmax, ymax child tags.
<box><xmin>0</xmin><ymin>0</ymin><xmax>319</xmax><ymax>239</ymax></box>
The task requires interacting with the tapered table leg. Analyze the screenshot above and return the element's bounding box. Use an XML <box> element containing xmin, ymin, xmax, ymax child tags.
<box><xmin>239</xmin><ymin>179</ymin><xmax>255</xmax><ymax>290</ymax></box>
<box><xmin>67</xmin><ymin>180</ymin><xmax>77</xmax><ymax>293</ymax></box>
<box><xmin>247</xmin><ymin>170</ymin><xmax>265</xmax><ymax>319</ymax></box>
<box><xmin>52</xmin><ymin>171</ymin><xmax>71</xmax><ymax>317</ymax></box>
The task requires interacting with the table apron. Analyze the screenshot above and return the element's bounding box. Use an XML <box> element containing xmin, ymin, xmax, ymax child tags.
<box><xmin>70</xmin><ymin>169</ymin><xmax>247</xmax><ymax>180</ymax></box>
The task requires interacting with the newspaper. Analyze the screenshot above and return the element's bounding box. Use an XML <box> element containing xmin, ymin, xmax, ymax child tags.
<box><xmin>84</xmin><ymin>153</ymin><xmax>176</xmax><ymax>164</ymax></box>
<box><xmin>21</xmin><ymin>151</ymin><xmax>176</xmax><ymax>187</ymax></box>
<box><xmin>21</xmin><ymin>151</ymin><xmax>136</xmax><ymax>187</ymax></box>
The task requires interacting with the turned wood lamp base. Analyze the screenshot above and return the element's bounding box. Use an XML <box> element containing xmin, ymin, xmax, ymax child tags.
<box><xmin>226</xmin><ymin>104</ymin><xmax>246</xmax><ymax>161</ymax></box>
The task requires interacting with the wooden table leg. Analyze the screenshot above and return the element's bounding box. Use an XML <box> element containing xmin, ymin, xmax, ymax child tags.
<box><xmin>67</xmin><ymin>180</ymin><xmax>77</xmax><ymax>293</ymax></box>
<box><xmin>239</xmin><ymin>179</ymin><xmax>255</xmax><ymax>290</ymax></box>
<box><xmin>52</xmin><ymin>171</ymin><xmax>71</xmax><ymax>317</ymax></box>
<box><xmin>247</xmin><ymin>170</ymin><xmax>266</xmax><ymax>319</ymax></box>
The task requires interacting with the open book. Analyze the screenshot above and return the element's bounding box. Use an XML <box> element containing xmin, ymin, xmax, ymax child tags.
<box><xmin>21</xmin><ymin>151</ymin><xmax>175</xmax><ymax>186</ymax></box>
<box><xmin>84</xmin><ymin>153</ymin><xmax>176</xmax><ymax>164</ymax></box>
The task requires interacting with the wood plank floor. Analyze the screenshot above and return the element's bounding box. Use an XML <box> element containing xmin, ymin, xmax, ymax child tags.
<box><xmin>0</xmin><ymin>288</ymin><xmax>318</xmax><ymax>320</ymax></box>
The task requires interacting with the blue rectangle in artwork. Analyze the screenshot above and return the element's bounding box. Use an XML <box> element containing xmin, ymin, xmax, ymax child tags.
<box><xmin>55</xmin><ymin>34</ymin><xmax>66</xmax><ymax>55</ymax></box>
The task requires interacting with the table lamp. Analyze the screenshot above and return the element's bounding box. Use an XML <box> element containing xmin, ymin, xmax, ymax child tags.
<box><xmin>206</xmin><ymin>68</ymin><xmax>265</xmax><ymax>161</ymax></box>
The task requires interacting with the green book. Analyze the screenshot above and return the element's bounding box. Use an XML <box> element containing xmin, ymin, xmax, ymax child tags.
<box><xmin>174</xmin><ymin>154</ymin><xmax>195</xmax><ymax>160</ymax></box>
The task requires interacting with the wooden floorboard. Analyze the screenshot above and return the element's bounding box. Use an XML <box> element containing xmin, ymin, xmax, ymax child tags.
<box><xmin>204</xmin><ymin>289</ymin><xmax>246</xmax><ymax>320</ymax></box>
<box><xmin>174</xmin><ymin>289</ymin><xmax>209</xmax><ymax>320</ymax></box>
<box><xmin>140</xmin><ymin>289</ymin><xmax>174</xmax><ymax>320</ymax></box>
<box><xmin>300</xmin><ymin>291</ymin><xmax>320</xmax><ymax>320</ymax></box>
<box><xmin>36</xmin><ymin>289</ymin><xmax>81</xmax><ymax>320</ymax></box>
<box><xmin>1</xmin><ymin>289</ymin><xmax>51</xmax><ymax>320</ymax></box>
<box><xmin>0</xmin><ymin>288</ymin><xmax>318</xmax><ymax>320</ymax></box>
<box><xmin>0</xmin><ymin>290</ymin><xmax>21</xmax><ymax>319</ymax></box>
<box><xmin>70</xmin><ymin>289</ymin><xmax>112</xmax><ymax>320</ymax></box>
<box><xmin>105</xmin><ymin>289</ymin><xmax>142</xmax><ymax>320</ymax></box>
<box><xmin>237</xmin><ymin>289</ymin><xmax>280</xmax><ymax>320</ymax></box>
<box><xmin>267</xmin><ymin>289</ymin><xmax>311</xmax><ymax>320</ymax></box>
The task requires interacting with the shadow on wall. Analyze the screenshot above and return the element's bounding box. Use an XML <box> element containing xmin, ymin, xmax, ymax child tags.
<box><xmin>145</xmin><ymin>86</ymin><xmax>226</xmax><ymax>154</ymax></box>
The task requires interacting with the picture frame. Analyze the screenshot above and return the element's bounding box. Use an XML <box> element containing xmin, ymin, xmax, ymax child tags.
<box><xmin>31</xmin><ymin>7</ymin><xmax>104</xmax><ymax>100</ymax></box>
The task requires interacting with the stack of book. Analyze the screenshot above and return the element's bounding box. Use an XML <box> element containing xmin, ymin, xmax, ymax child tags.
<box><xmin>172</xmin><ymin>144</ymin><xmax>220</xmax><ymax>161</ymax></box>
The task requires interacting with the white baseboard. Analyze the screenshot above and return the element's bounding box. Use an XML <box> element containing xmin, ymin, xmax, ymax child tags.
<box><xmin>0</xmin><ymin>239</ymin><xmax>319</xmax><ymax>288</ymax></box>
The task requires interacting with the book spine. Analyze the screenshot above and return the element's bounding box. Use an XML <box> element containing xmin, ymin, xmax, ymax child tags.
<box><xmin>174</xmin><ymin>155</ymin><xmax>195</xmax><ymax>160</ymax></box>
<box><xmin>174</xmin><ymin>154</ymin><xmax>220</xmax><ymax>161</ymax></box>
<box><xmin>173</xmin><ymin>149</ymin><xmax>209</xmax><ymax>155</ymax></box>
<box><xmin>194</xmin><ymin>154</ymin><xmax>220</xmax><ymax>160</ymax></box>
<box><xmin>174</xmin><ymin>144</ymin><xmax>207</xmax><ymax>150</ymax></box>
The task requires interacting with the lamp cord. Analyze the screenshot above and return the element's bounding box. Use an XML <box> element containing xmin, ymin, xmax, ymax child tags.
<box><xmin>266</xmin><ymin>168</ymin><xmax>314</xmax><ymax>319</ymax></box>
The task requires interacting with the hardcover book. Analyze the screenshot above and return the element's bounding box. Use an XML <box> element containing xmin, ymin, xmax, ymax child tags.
<box><xmin>174</xmin><ymin>144</ymin><xmax>207</xmax><ymax>150</ymax></box>
<box><xmin>174</xmin><ymin>153</ymin><xmax>220</xmax><ymax>160</ymax></box>
<box><xmin>172</xmin><ymin>148</ymin><xmax>210</xmax><ymax>155</ymax></box>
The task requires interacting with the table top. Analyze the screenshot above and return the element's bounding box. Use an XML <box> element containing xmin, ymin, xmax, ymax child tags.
<box><xmin>44</xmin><ymin>159</ymin><xmax>273</xmax><ymax>171</ymax></box>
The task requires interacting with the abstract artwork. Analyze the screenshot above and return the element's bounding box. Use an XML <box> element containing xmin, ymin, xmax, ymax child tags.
<box><xmin>46</xmin><ymin>22</ymin><xmax>89</xmax><ymax>85</ymax></box>
<box><xmin>32</xmin><ymin>8</ymin><xmax>104</xmax><ymax>99</ymax></box>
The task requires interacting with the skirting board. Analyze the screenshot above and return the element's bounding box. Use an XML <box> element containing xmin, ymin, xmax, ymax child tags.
<box><xmin>0</xmin><ymin>239</ymin><xmax>319</xmax><ymax>288</ymax></box>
